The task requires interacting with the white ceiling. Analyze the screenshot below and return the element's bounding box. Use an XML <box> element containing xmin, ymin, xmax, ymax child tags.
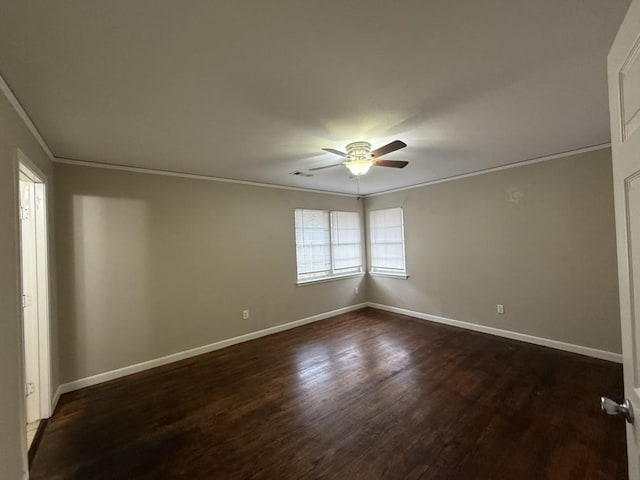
<box><xmin>0</xmin><ymin>0</ymin><xmax>630</xmax><ymax>194</ymax></box>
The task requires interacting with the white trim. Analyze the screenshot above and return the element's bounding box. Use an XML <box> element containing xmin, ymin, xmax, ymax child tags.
<box><xmin>57</xmin><ymin>303</ymin><xmax>368</xmax><ymax>395</ymax></box>
<box><xmin>366</xmin><ymin>143</ymin><xmax>612</xmax><ymax>197</ymax></box>
<box><xmin>53</xmin><ymin>144</ymin><xmax>611</xmax><ymax>198</ymax></box>
<box><xmin>54</xmin><ymin>157</ymin><xmax>359</xmax><ymax>198</ymax></box>
<box><xmin>13</xmin><ymin>158</ymin><xmax>30</xmax><ymax>480</ymax></box>
<box><xmin>296</xmin><ymin>272</ymin><xmax>364</xmax><ymax>286</ymax></box>
<box><xmin>17</xmin><ymin>150</ymin><xmax>46</xmax><ymax>183</ymax></box>
<box><xmin>51</xmin><ymin>385</ymin><xmax>62</xmax><ymax>414</ymax></box>
<box><xmin>367</xmin><ymin>303</ymin><xmax>622</xmax><ymax>363</ymax></box>
<box><xmin>368</xmin><ymin>272</ymin><xmax>409</xmax><ymax>279</ymax></box>
<box><xmin>34</xmin><ymin>181</ymin><xmax>52</xmax><ymax>419</ymax></box>
<box><xmin>0</xmin><ymin>73</ymin><xmax>54</xmax><ymax>160</ymax></box>
<box><xmin>17</xmin><ymin>151</ymin><xmax>54</xmax><ymax>420</ymax></box>
<box><xmin>50</xmin><ymin>301</ymin><xmax>622</xmax><ymax>406</ymax></box>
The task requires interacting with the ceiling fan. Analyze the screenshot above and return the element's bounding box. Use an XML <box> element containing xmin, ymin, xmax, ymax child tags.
<box><xmin>311</xmin><ymin>140</ymin><xmax>408</xmax><ymax>176</ymax></box>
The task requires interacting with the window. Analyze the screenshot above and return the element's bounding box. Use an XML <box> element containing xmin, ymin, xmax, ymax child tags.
<box><xmin>295</xmin><ymin>209</ymin><xmax>363</xmax><ymax>282</ymax></box>
<box><xmin>369</xmin><ymin>207</ymin><xmax>407</xmax><ymax>276</ymax></box>
<box><xmin>331</xmin><ymin>211</ymin><xmax>362</xmax><ymax>274</ymax></box>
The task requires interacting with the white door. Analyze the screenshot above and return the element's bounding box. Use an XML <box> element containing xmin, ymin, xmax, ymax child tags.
<box><xmin>609</xmin><ymin>0</ymin><xmax>640</xmax><ymax>478</ymax></box>
<box><xmin>19</xmin><ymin>175</ymin><xmax>40</xmax><ymax>424</ymax></box>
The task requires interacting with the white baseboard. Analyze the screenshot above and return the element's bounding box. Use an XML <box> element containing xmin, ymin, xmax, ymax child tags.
<box><xmin>367</xmin><ymin>302</ymin><xmax>623</xmax><ymax>363</ymax></box>
<box><xmin>53</xmin><ymin>301</ymin><xmax>621</xmax><ymax>401</ymax></box>
<box><xmin>51</xmin><ymin>385</ymin><xmax>62</xmax><ymax>414</ymax></box>
<box><xmin>57</xmin><ymin>303</ymin><xmax>368</xmax><ymax>396</ymax></box>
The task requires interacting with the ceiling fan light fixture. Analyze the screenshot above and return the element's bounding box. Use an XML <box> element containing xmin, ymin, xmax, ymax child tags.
<box><xmin>345</xmin><ymin>141</ymin><xmax>373</xmax><ymax>176</ymax></box>
<box><xmin>315</xmin><ymin>139</ymin><xmax>407</xmax><ymax>175</ymax></box>
<box><xmin>345</xmin><ymin>158</ymin><xmax>373</xmax><ymax>176</ymax></box>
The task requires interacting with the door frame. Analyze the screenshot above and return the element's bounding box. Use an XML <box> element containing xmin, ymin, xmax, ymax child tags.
<box><xmin>16</xmin><ymin>148</ymin><xmax>53</xmax><ymax>422</ymax></box>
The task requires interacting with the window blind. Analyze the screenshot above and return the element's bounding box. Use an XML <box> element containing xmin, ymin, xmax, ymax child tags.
<box><xmin>295</xmin><ymin>209</ymin><xmax>331</xmax><ymax>280</ymax></box>
<box><xmin>330</xmin><ymin>211</ymin><xmax>362</xmax><ymax>274</ymax></box>
<box><xmin>369</xmin><ymin>207</ymin><xmax>406</xmax><ymax>275</ymax></box>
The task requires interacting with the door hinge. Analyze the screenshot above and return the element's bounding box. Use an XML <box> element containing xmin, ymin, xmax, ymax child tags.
<box><xmin>22</xmin><ymin>294</ymin><xmax>30</xmax><ymax>308</ymax></box>
<box><xmin>25</xmin><ymin>382</ymin><xmax>35</xmax><ymax>397</ymax></box>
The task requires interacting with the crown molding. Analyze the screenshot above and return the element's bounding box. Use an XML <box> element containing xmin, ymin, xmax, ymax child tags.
<box><xmin>0</xmin><ymin>65</ymin><xmax>610</xmax><ymax>195</ymax></box>
<box><xmin>55</xmin><ymin>142</ymin><xmax>612</xmax><ymax>198</ymax></box>
<box><xmin>53</xmin><ymin>157</ymin><xmax>360</xmax><ymax>197</ymax></box>
<box><xmin>0</xmin><ymin>71</ymin><xmax>54</xmax><ymax>160</ymax></box>
<box><xmin>365</xmin><ymin>143</ymin><xmax>612</xmax><ymax>197</ymax></box>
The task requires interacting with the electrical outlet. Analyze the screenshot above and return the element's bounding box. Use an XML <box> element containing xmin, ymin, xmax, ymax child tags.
<box><xmin>354</xmin><ymin>286</ymin><xmax>359</xmax><ymax>294</ymax></box>
<box><xmin>497</xmin><ymin>304</ymin><xmax>505</xmax><ymax>315</ymax></box>
<box><xmin>242</xmin><ymin>310</ymin><xmax>249</xmax><ymax>320</ymax></box>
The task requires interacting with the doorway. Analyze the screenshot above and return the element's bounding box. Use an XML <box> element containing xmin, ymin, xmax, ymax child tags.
<box><xmin>17</xmin><ymin>150</ymin><xmax>52</xmax><ymax>451</ymax></box>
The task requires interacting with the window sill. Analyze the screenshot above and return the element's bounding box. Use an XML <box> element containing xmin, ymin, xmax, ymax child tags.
<box><xmin>296</xmin><ymin>272</ymin><xmax>365</xmax><ymax>286</ymax></box>
<box><xmin>369</xmin><ymin>272</ymin><xmax>409</xmax><ymax>279</ymax></box>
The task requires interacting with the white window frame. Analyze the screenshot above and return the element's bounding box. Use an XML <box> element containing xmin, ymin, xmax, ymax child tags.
<box><xmin>295</xmin><ymin>209</ymin><xmax>364</xmax><ymax>285</ymax></box>
<box><xmin>369</xmin><ymin>207</ymin><xmax>408</xmax><ymax>278</ymax></box>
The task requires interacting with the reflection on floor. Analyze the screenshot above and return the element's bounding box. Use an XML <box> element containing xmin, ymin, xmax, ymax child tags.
<box><xmin>26</xmin><ymin>420</ymin><xmax>40</xmax><ymax>448</ymax></box>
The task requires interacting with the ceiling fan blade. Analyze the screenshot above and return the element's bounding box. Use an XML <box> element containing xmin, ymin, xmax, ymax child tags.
<box><xmin>322</xmin><ymin>148</ymin><xmax>349</xmax><ymax>158</ymax></box>
<box><xmin>374</xmin><ymin>160</ymin><xmax>409</xmax><ymax>168</ymax></box>
<box><xmin>371</xmin><ymin>140</ymin><xmax>407</xmax><ymax>158</ymax></box>
<box><xmin>309</xmin><ymin>163</ymin><xmax>345</xmax><ymax>171</ymax></box>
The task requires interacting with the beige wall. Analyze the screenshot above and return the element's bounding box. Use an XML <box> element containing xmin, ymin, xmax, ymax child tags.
<box><xmin>55</xmin><ymin>147</ymin><xmax>622</xmax><ymax>389</ymax></box>
<box><xmin>365</xmin><ymin>148</ymin><xmax>621</xmax><ymax>354</ymax></box>
<box><xmin>0</xmin><ymin>92</ymin><xmax>56</xmax><ymax>479</ymax></box>
<box><xmin>55</xmin><ymin>164</ymin><xmax>367</xmax><ymax>383</ymax></box>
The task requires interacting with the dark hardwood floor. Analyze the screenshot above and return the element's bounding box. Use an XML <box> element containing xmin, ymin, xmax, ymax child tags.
<box><xmin>31</xmin><ymin>308</ymin><xmax>626</xmax><ymax>479</ymax></box>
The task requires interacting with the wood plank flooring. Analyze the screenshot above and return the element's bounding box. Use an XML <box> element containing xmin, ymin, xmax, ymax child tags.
<box><xmin>31</xmin><ymin>308</ymin><xmax>626</xmax><ymax>479</ymax></box>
